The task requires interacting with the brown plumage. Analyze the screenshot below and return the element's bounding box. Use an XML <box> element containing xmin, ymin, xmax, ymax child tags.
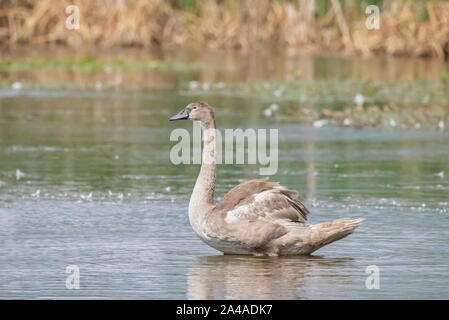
<box><xmin>215</xmin><ymin>177</ymin><xmax>309</xmax><ymax>222</ymax></box>
<box><xmin>170</xmin><ymin>101</ymin><xmax>363</xmax><ymax>256</ymax></box>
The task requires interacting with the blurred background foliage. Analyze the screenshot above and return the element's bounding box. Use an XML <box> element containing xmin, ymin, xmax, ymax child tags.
<box><xmin>0</xmin><ymin>0</ymin><xmax>449</xmax><ymax>58</ymax></box>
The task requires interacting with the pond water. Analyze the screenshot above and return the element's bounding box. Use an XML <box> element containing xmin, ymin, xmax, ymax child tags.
<box><xmin>0</xmin><ymin>53</ymin><xmax>448</xmax><ymax>299</ymax></box>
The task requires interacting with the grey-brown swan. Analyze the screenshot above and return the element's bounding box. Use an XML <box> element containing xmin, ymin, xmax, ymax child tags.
<box><xmin>170</xmin><ymin>101</ymin><xmax>363</xmax><ymax>256</ymax></box>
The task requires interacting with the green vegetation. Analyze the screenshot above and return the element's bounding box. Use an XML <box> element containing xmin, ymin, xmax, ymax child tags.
<box><xmin>180</xmin><ymin>78</ymin><xmax>449</xmax><ymax>129</ymax></box>
<box><xmin>1</xmin><ymin>52</ymin><xmax>447</xmax><ymax>130</ymax></box>
<box><xmin>178</xmin><ymin>78</ymin><xmax>449</xmax><ymax>107</ymax></box>
<box><xmin>0</xmin><ymin>56</ymin><xmax>218</xmax><ymax>73</ymax></box>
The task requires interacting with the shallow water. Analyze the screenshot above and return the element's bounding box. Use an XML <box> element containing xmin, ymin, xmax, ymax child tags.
<box><xmin>1</xmin><ymin>54</ymin><xmax>449</xmax><ymax>299</ymax></box>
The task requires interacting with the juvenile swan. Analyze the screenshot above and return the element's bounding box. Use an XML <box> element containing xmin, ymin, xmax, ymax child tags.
<box><xmin>170</xmin><ymin>101</ymin><xmax>363</xmax><ymax>256</ymax></box>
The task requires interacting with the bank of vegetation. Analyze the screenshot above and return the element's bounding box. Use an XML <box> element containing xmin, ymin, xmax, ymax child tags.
<box><xmin>1</xmin><ymin>0</ymin><xmax>449</xmax><ymax>59</ymax></box>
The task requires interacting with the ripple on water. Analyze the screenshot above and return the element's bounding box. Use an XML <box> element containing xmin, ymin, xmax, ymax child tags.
<box><xmin>1</xmin><ymin>92</ymin><xmax>449</xmax><ymax>298</ymax></box>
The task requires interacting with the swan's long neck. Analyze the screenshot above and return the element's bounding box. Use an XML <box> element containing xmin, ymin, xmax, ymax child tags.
<box><xmin>189</xmin><ymin>120</ymin><xmax>216</xmax><ymax>227</ymax></box>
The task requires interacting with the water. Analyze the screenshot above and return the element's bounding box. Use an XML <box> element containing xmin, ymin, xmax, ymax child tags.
<box><xmin>1</xmin><ymin>53</ymin><xmax>449</xmax><ymax>299</ymax></box>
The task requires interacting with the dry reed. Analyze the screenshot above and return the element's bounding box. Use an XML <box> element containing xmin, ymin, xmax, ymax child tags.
<box><xmin>0</xmin><ymin>0</ymin><xmax>448</xmax><ymax>58</ymax></box>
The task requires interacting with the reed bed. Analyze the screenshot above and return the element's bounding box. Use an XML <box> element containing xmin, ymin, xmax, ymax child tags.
<box><xmin>0</xmin><ymin>0</ymin><xmax>449</xmax><ymax>58</ymax></box>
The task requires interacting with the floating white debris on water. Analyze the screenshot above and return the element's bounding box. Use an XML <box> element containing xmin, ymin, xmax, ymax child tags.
<box><xmin>334</xmin><ymin>163</ymin><xmax>340</xmax><ymax>168</ymax></box>
<box><xmin>188</xmin><ymin>81</ymin><xmax>200</xmax><ymax>90</ymax></box>
<box><xmin>343</xmin><ymin>118</ymin><xmax>351</xmax><ymax>126</ymax></box>
<box><xmin>438</xmin><ymin>120</ymin><xmax>445</xmax><ymax>130</ymax></box>
<box><xmin>308</xmin><ymin>199</ymin><xmax>318</xmax><ymax>208</ymax></box>
<box><xmin>95</xmin><ymin>81</ymin><xmax>103</xmax><ymax>90</ymax></box>
<box><xmin>15</xmin><ymin>169</ymin><xmax>25</xmax><ymax>180</ymax></box>
<box><xmin>274</xmin><ymin>89</ymin><xmax>282</xmax><ymax>97</ymax></box>
<box><xmin>313</xmin><ymin>119</ymin><xmax>328</xmax><ymax>128</ymax></box>
<box><xmin>12</xmin><ymin>82</ymin><xmax>22</xmax><ymax>90</ymax></box>
<box><xmin>201</xmin><ymin>82</ymin><xmax>210</xmax><ymax>91</ymax></box>
<box><xmin>354</xmin><ymin>93</ymin><xmax>365</xmax><ymax>106</ymax></box>
<box><xmin>215</xmin><ymin>82</ymin><xmax>225</xmax><ymax>89</ymax></box>
<box><xmin>165</xmin><ymin>186</ymin><xmax>171</xmax><ymax>192</ymax></box>
<box><xmin>269</xmin><ymin>103</ymin><xmax>279</xmax><ymax>111</ymax></box>
<box><xmin>389</xmin><ymin>119</ymin><xmax>397</xmax><ymax>127</ymax></box>
<box><xmin>31</xmin><ymin>190</ymin><xmax>40</xmax><ymax>198</ymax></box>
<box><xmin>404</xmin><ymin>185</ymin><xmax>421</xmax><ymax>190</ymax></box>
<box><xmin>264</xmin><ymin>108</ymin><xmax>273</xmax><ymax>118</ymax></box>
<box><xmin>435</xmin><ymin>171</ymin><xmax>445</xmax><ymax>178</ymax></box>
<box><xmin>80</xmin><ymin>192</ymin><xmax>92</xmax><ymax>200</ymax></box>
<box><xmin>117</xmin><ymin>193</ymin><xmax>124</xmax><ymax>200</ymax></box>
<box><xmin>415</xmin><ymin>123</ymin><xmax>421</xmax><ymax>129</ymax></box>
<box><xmin>264</xmin><ymin>103</ymin><xmax>279</xmax><ymax>117</ymax></box>
<box><xmin>145</xmin><ymin>192</ymin><xmax>156</xmax><ymax>200</ymax></box>
<box><xmin>103</xmin><ymin>65</ymin><xmax>113</xmax><ymax>73</ymax></box>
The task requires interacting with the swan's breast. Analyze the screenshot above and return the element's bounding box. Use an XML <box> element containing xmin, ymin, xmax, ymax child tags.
<box><xmin>199</xmin><ymin>234</ymin><xmax>255</xmax><ymax>255</ymax></box>
<box><xmin>190</xmin><ymin>218</ymin><xmax>255</xmax><ymax>254</ymax></box>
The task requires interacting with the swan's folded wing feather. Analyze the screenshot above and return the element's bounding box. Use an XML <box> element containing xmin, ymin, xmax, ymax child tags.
<box><xmin>214</xmin><ymin>178</ymin><xmax>310</xmax><ymax>224</ymax></box>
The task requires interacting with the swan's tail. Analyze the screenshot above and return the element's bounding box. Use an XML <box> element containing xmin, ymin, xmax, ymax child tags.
<box><xmin>307</xmin><ymin>218</ymin><xmax>364</xmax><ymax>254</ymax></box>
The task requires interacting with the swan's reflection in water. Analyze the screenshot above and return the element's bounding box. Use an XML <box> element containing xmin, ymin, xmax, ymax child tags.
<box><xmin>188</xmin><ymin>255</ymin><xmax>359</xmax><ymax>299</ymax></box>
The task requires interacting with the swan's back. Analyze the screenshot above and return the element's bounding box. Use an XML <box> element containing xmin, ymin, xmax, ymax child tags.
<box><xmin>214</xmin><ymin>177</ymin><xmax>310</xmax><ymax>225</ymax></box>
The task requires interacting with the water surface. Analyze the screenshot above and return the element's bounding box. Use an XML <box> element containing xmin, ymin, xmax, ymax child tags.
<box><xmin>0</xmin><ymin>54</ymin><xmax>448</xmax><ymax>299</ymax></box>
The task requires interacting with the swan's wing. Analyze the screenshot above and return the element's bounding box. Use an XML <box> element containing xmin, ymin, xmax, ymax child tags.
<box><xmin>214</xmin><ymin>177</ymin><xmax>310</xmax><ymax>224</ymax></box>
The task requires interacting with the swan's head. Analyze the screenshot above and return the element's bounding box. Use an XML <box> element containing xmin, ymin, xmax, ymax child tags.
<box><xmin>169</xmin><ymin>101</ymin><xmax>214</xmax><ymax>125</ymax></box>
